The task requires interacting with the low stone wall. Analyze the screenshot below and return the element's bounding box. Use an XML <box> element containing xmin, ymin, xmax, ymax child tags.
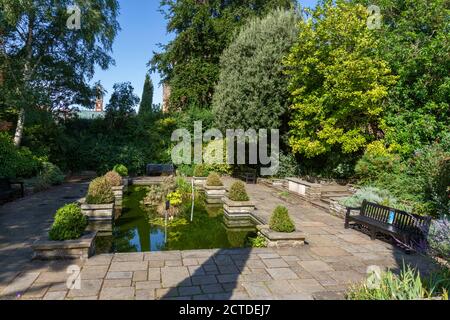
<box><xmin>32</xmin><ymin>231</ymin><xmax>97</xmax><ymax>260</ymax></box>
<box><xmin>286</xmin><ymin>178</ymin><xmax>322</xmax><ymax>201</ymax></box>
<box><xmin>80</xmin><ymin>200</ymin><xmax>115</xmax><ymax>221</ymax></box>
<box><xmin>112</xmin><ymin>185</ymin><xmax>124</xmax><ymax>210</ymax></box>
<box><xmin>257</xmin><ymin>226</ymin><xmax>305</xmax><ymax>248</ymax></box>
<box><xmin>329</xmin><ymin>198</ymin><xmax>347</xmax><ymax>219</ymax></box>
<box><xmin>193</xmin><ymin>177</ymin><xmax>207</xmax><ymax>188</ymax></box>
<box><xmin>223</xmin><ymin>197</ymin><xmax>255</xmax><ymax>214</ymax></box>
<box><xmin>205</xmin><ymin>186</ymin><xmax>226</xmax><ymax>204</ymax></box>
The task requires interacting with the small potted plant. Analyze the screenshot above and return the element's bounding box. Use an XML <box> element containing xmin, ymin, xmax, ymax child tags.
<box><xmin>113</xmin><ymin>164</ymin><xmax>129</xmax><ymax>187</ymax></box>
<box><xmin>257</xmin><ymin>206</ymin><xmax>304</xmax><ymax>248</ymax></box>
<box><xmin>223</xmin><ymin>181</ymin><xmax>255</xmax><ymax>215</ymax></box>
<box><xmin>81</xmin><ymin>176</ymin><xmax>115</xmax><ymax>221</ymax></box>
<box><xmin>205</xmin><ymin>172</ymin><xmax>226</xmax><ymax>204</ymax></box>
<box><xmin>105</xmin><ymin>170</ymin><xmax>124</xmax><ymax>210</ymax></box>
<box><xmin>193</xmin><ymin>164</ymin><xmax>208</xmax><ymax>187</ymax></box>
<box><xmin>32</xmin><ymin>203</ymin><xmax>96</xmax><ymax>260</ymax></box>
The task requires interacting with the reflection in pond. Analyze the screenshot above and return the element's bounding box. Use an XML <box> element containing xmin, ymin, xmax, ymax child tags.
<box><xmin>96</xmin><ymin>186</ymin><xmax>256</xmax><ymax>253</ymax></box>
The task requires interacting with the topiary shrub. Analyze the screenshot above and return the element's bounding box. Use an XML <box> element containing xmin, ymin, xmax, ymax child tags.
<box><xmin>193</xmin><ymin>164</ymin><xmax>208</xmax><ymax>177</ymax></box>
<box><xmin>270</xmin><ymin>206</ymin><xmax>296</xmax><ymax>233</ymax></box>
<box><xmin>206</xmin><ymin>172</ymin><xmax>223</xmax><ymax>187</ymax></box>
<box><xmin>228</xmin><ymin>181</ymin><xmax>249</xmax><ymax>201</ymax></box>
<box><xmin>104</xmin><ymin>170</ymin><xmax>123</xmax><ymax>187</ymax></box>
<box><xmin>49</xmin><ymin>203</ymin><xmax>88</xmax><ymax>241</ymax></box>
<box><xmin>113</xmin><ymin>164</ymin><xmax>128</xmax><ymax>177</ymax></box>
<box><xmin>86</xmin><ymin>177</ymin><xmax>115</xmax><ymax>204</ymax></box>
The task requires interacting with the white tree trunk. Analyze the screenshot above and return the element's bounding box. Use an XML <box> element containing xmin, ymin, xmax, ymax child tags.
<box><xmin>13</xmin><ymin>108</ymin><xmax>25</xmax><ymax>147</ymax></box>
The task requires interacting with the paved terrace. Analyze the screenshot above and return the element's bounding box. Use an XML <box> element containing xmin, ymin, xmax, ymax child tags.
<box><xmin>0</xmin><ymin>178</ymin><xmax>437</xmax><ymax>300</ymax></box>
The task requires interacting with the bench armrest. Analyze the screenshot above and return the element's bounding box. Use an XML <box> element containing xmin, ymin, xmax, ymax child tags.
<box><xmin>346</xmin><ymin>206</ymin><xmax>361</xmax><ymax>218</ymax></box>
<box><xmin>9</xmin><ymin>180</ymin><xmax>24</xmax><ymax>197</ymax></box>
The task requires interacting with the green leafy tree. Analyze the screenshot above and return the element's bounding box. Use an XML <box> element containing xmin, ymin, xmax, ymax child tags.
<box><xmin>213</xmin><ymin>9</ymin><xmax>299</xmax><ymax>131</ymax></box>
<box><xmin>138</xmin><ymin>73</ymin><xmax>154</xmax><ymax>117</ymax></box>
<box><xmin>284</xmin><ymin>0</ymin><xmax>397</xmax><ymax>159</ymax></box>
<box><xmin>0</xmin><ymin>0</ymin><xmax>120</xmax><ymax>146</ymax></box>
<box><xmin>105</xmin><ymin>82</ymin><xmax>140</xmax><ymax>129</ymax></box>
<box><xmin>353</xmin><ymin>0</ymin><xmax>450</xmax><ymax>156</ymax></box>
<box><xmin>150</xmin><ymin>0</ymin><xmax>296</xmax><ymax>112</ymax></box>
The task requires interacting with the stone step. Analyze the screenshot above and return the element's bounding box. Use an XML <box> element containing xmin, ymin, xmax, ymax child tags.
<box><xmin>321</xmin><ymin>192</ymin><xmax>352</xmax><ymax>198</ymax></box>
<box><xmin>310</xmin><ymin>200</ymin><xmax>330</xmax><ymax>212</ymax></box>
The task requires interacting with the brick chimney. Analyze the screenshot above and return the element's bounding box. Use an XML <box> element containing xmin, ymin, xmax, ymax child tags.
<box><xmin>95</xmin><ymin>85</ymin><xmax>103</xmax><ymax>112</ymax></box>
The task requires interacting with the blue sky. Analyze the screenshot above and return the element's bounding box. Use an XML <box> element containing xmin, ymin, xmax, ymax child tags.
<box><xmin>91</xmin><ymin>0</ymin><xmax>318</xmax><ymax>108</ymax></box>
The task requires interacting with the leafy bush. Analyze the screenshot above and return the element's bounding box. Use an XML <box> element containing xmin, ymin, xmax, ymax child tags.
<box><xmin>427</xmin><ymin>218</ymin><xmax>450</xmax><ymax>262</ymax></box>
<box><xmin>247</xmin><ymin>235</ymin><xmax>268</xmax><ymax>248</ymax></box>
<box><xmin>269</xmin><ymin>206</ymin><xmax>295</xmax><ymax>233</ymax></box>
<box><xmin>275</xmin><ymin>152</ymin><xmax>299</xmax><ymax>178</ymax></box>
<box><xmin>228</xmin><ymin>181</ymin><xmax>249</xmax><ymax>201</ymax></box>
<box><xmin>167</xmin><ymin>191</ymin><xmax>183</xmax><ymax>207</ymax></box>
<box><xmin>49</xmin><ymin>203</ymin><xmax>88</xmax><ymax>241</ymax></box>
<box><xmin>206</xmin><ymin>172</ymin><xmax>223</xmax><ymax>187</ymax></box>
<box><xmin>193</xmin><ymin>164</ymin><xmax>208</xmax><ymax>177</ymax></box>
<box><xmin>113</xmin><ymin>164</ymin><xmax>128</xmax><ymax>177</ymax></box>
<box><xmin>29</xmin><ymin>162</ymin><xmax>65</xmax><ymax>192</ymax></box>
<box><xmin>86</xmin><ymin>177</ymin><xmax>115</xmax><ymax>204</ymax></box>
<box><xmin>176</xmin><ymin>164</ymin><xmax>195</xmax><ymax>177</ymax></box>
<box><xmin>176</xmin><ymin>177</ymin><xmax>192</xmax><ymax>194</ymax></box>
<box><xmin>143</xmin><ymin>185</ymin><xmax>163</xmax><ymax>206</ymax></box>
<box><xmin>348</xmin><ymin>265</ymin><xmax>435</xmax><ymax>300</ymax></box>
<box><xmin>339</xmin><ymin>186</ymin><xmax>411</xmax><ymax>212</ymax></box>
<box><xmin>104</xmin><ymin>170</ymin><xmax>122</xmax><ymax>187</ymax></box>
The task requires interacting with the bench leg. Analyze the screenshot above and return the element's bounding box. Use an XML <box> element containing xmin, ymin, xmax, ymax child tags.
<box><xmin>370</xmin><ymin>229</ymin><xmax>377</xmax><ymax>240</ymax></box>
<box><xmin>344</xmin><ymin>218</ymin><xmax>350</xmax><ymax>229</ymax></box>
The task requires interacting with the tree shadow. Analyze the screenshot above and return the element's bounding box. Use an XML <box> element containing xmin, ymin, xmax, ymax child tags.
<box><xmin>162</xmin><ymin>248</ymin><xmax>252</xmax><ymax>300</ymax></box>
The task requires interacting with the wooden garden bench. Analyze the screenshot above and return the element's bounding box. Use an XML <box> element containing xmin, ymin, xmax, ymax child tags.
<box><xmin>0</xmin><ymin>178</ymin><xmax>24</xmax><ymax>203</ymax></box>
<box><xmin>236</xmin><ymin>167</ymin><xmax>257</xmax><ymax>184</ymax></box>
<box><xmin>345</xmin><ymin>200</ymin><xmax>431</xmax><ymax>251</ymax></box>
<box><xmin>146</xmin><ymin>164</ymin><xmax>175</xmax><ymax>176</ymax></box>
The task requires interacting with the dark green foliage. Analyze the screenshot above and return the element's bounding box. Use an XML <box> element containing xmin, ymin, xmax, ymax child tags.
<box><xmin>206</xmin><ymin>173</ymin><xmax>223</xmax><ymax>187</ymax></box>
<box><xmin>113</xmin><ymin>164</ymin><xmax>128</xmax><ymax>177</ymax></box>
<box><xmin>0</xmin><ymin>133</ymin><xmax>41</xmax><ymax>178</ymax></box>
<box><xmin>29</xmin><ymin>162</ymin><xmax>65</xmax><ymax>192</ymax></box>
<box><xmin>269</xmin><ymin>206</ymin><xmax>295</xmax><ymax>233</ymax></box>
<box><xmin>150</xmin><ymin>0</ymin><xmax>296</xmax><ymax>111</ymax></box>
<box><xmin>228</xmin><ymin>182</ymin><xmax>250</xmax><ymax>202</ymax></box>
<box><xmin>86</xmin><ymin>177</ymin><xmax>115</xmax><ymax>204</ymax></box>
<box><xmin>105</xmin><ymin>82</ymin><xmax>140</xmax><ymax>128</ymax></box>
<box><xmin>49</xmin><ymin>203</ymin><xmax>88</xmax><ymax>241</ymax></box>
<box><xmin>138</xmin><ymin>74</ymin><xmax>154</xmax><ymax>117</ymax></box>
<box><xmin>213</xmin><ymin>9</ymin><xmax>299</xmax><ymax>131</ymax></box>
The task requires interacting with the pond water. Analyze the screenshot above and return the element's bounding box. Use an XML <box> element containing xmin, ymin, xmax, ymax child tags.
<box><xmin>96</xmin><ymin>186</ymin><xmax>256</xmax><ymax>253</ymax></box>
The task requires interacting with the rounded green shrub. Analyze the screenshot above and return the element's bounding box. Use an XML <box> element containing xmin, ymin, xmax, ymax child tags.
<box><xmin>193</xmin><ymin>164</ymin><xmax>208</xmax><ymax>177</ymax></box>
<box><xmin>49</xmin><ymin>203</ymin><xmax>88</xmax><ymax>241</ymax></box>
<box><xmin>86</xmin><ymin>177</ymin><xmax>115</xmax><ymax>204</ymax></box>
<box><xmin>105</xmin><ymin>170</ymin><xmax>122</xmax><ymax>187</ymax></box>
<box><xmin>113</xmin><ymin>164</ymin><xmax>128</xmax><ymax>177</ymax></box>
<box><xmin>228</xmin><ymin>181</ymin><xmax>249</xmax><ymax>201</ymax></box>
<box><xmin>206</xmin><ymin>172</ymin><xmax>223</xmax><ymax>187</ymax></box>
<box><xmin>270</xmin><ymin>206</ymin><xmax>296</xmax><ymax>233</ymax></box>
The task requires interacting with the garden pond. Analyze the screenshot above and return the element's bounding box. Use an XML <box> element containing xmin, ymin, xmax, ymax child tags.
<box><xmin>95</xmin><ymin>186</ymin><xmax>257</xmax><ymax>253</ymax></box>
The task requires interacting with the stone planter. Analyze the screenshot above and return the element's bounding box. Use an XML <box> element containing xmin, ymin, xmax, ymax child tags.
<box><xmin>31</xmin><ymin>231</ymin><xmax>97</xmax><ymax>260</ymax></box>
<box><xmin>80</xmin><ymin>200</ymin><xmax>115</xmax><ymax>221</ymax></box>
<box><xmin>222</xmin><ymin>196</ymin><xmax>258</xmax><ymax>228</ymax></box>
<box><xmin>205</xmin><ymin>185</ymin><xmax>226</xmax><ymax>204</ymax></box>
<box><xmin>193</xmin><ymin>176</ymin><xmax>207</xmax><ymax>187</ymax></box>
<box><xmin>329</xmin><ymin>198</ymin><xmax>347</xmax><ymax>219</ymax></box>
<box><xmin>222</xmin><ymin>196</ymin><xmax>255</xmax><ymax>215</ymax></box>
<box><xmin>271</xmin><ymin>179</ymin><xmax>286</xmax><ymax>187</ymax></box>
<box><xmin>122</xmin><ymin>177</ymin><xmax>130</xmax><ymax>187</ymax></box>
<box><xmin>286</xmin><ymin>177</ymin><xmax>322</xmax><ymax>200</ymax></box>
<box><xmin>257</xmin><ymin>225</ymin><xmax>305</xmax><ymax>248</ymax></box>
<box><xmin>111</xmin><ymin>185</ymin><xmax>124</xmax><ymax>210</ymax></box>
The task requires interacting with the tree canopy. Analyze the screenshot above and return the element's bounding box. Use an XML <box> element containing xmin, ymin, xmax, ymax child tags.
<box><xmin>138</xmin><ymin>73</ymin><xmax>154</xmax><ymax>117</ymax></box>
<box><xmin>212</xmin><ymin>9</ymin><xmax>299</xmax><ymax>132</ymax></box>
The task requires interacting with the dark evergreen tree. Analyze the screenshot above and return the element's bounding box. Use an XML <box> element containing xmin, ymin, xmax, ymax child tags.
<box><xmin>139</xmin><ymin>73</ymin><xmax>154</xmax><ymax>117</ymax></box>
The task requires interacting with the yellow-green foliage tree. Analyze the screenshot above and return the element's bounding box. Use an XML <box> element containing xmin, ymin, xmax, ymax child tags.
<box><xmin>284</xmin><ymin>1</ymin><xmax>397</xmax><ymax>159</ymax></box>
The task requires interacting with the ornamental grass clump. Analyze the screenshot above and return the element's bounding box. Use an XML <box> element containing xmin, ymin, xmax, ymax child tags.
<box><xmin>269</xmin><ymin>206</ymin><xmax>296</xmax><ymax>233</ymax></box>
<box><xmin>113</xmin><ymin>164</ymin><xmax>128</xmax><ymax>177</ymax></box>
<box><xmin>228</xmin><ymin>181</ymin><xmax>249</xmax><ymax>201</ymax></box>
<box><xmin>86</xmin><ymin>177</ymin><xmax>115</xmax><ymax>204</ymax></box>
<box><xmin>193</xmin><ymin>164</ymin><xmax>208</xmax><ymax>177</ymax></box>
<box><xmin>105</xmin><ymin>170</ymin><xmax>123</xmax><ymax>187</ymax></box>
<box><xmin>49</xmin><ymin>203</ymin><xmax>88</xmax><ymax>241</ymax></box>
<box><xmin>206</xmin><ymin>172</ymin><xmax>223</xmax><ymax>187</ymax></box>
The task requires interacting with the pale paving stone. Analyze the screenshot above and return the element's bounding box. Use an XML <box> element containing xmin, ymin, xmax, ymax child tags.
<box><xmin>289</xmin><ymin>278</ymin><xmax>326</xmax><ymax>294</ymax></box>
<box><xmin>84</xmin><ymin>254</ymin><xmax>113</xmax><ymax>266</ymax></box>
<box><xmin>156</xmin><ymin>287</ymin><xmax>178</xmax><ymax>299</ymax></box>
<box><xmin>165</xmin><ymin>260</ymin><xmax>182</xmax><ymax>267</ymax></box>
<box><xmin>135</xmin><ymin>281</ymin><xmax>161</xmax><ymax>290</ymax></box>
<box><xmin>188</xmin><ymin>265</ymin><xmax>206</xmax><ymax>276</ymax></box>
<box><xmin>144</xmin><ymin>251</ymin><xmax>182</xmax><ymax>261</ymax></box>
<box><xmin>147</xmin><ymin>268</ymin><xmax>161</xmax><ymax>281</ymax></box>
<box><xmin>35</xmin><ymin>271</ymin><xmax>69</xmax><ymax>284</ymax></box>
<box><xmin>81</xmin><ymin>265</ymin><xmax>109</xmax><ymax>280</ymax></box>
<box><xmin>262</xmin><ymin>259</ymin><xmax>289</xmax><ymax>268</ymax></box>
<box><xmin>109</xmin><ymin>261</ymin><xmax>148</xmax><ymax>272</ymax></box>
<box><xmin>241</xmin><ymin>282</ymin><xmax>272</xmax><ymax>298</ymax></box>
<box><xmin>112</xmin><ymin>253</ymin><xmax>144</xmax><ymax>262</ymax></box>
<box><xmin>99</xmin><ymin>287</ymin><xmax>135</xmax><ymax>300</ymax></box>
<box><xmin>183</xmin><ymin>259</ymin><xmax>198</xmax><ymax>266</ymax></box>
<box><xmin>136</xmin><ymin>289</ymin><xmax>155</xmax><ymax>300</ymax></box>
<box><xmin>245</xmin><ymin>259</ymin><xmax>266</xmax><ymax>268</ymax></box>
<box><xmin>67</xmin><ymin>279</ymin><xmax>102</xmax><ymax>298</ymax></box>
<box><xmin>298</xmin><ymin>260</ymin><xmax>334</xmax><ymax>273</ymax></box>
<box><xmin>264</xmin><ymin>280</ymin><xmax>297</xmax><ymax>296</ymax></box>
<box><xmin>23</xmin><ymin>282</ymin><xmax>49</xmax><ymax>299</ymax></box>
<box><xmin>327</xmin><ymin>271</ymin><xmax>366</xmax><ymax>285</ymax></box>
<box><xmin>103</xmin><ymin>279</ymin><xmax>132</xmax><ymax>288</ymax></box>
<box><xmin>148</xmin><ymin>260</ymin><xmax>164</xmax><ymax>268</ymax></box>
<box><xmin>133</xmin><ymin>270</ymin><xmax>148</xmax><ymax>282</ymax></box>
<box><xmin>266</xmin><ymin>268</ymin><xmax>299</xmax><ymax>280</ymax></box>
<box><xmin>257</xmin><ymin>253</ymin><xmax>280</xmax><ymax>259</ymax></box>
<box><xmin>310</xmin><ymin>246</ymin><xmax>351</xmax><ymax>257</ymax></box>
<box><xmin>43</xmin><ymin>291</ymin><xmax>67</xmax><ymax>300</ymax></box>
<box><xmin>106</xmin><ymin>271</ymin><xmax>133</xmax><ymax>279</ymax></box>
<box><xmin>1</xmin><ymin>272</ymin><xmax>40</xmax><ymax>297</ymax></box>
<box><xmin>48</xmin><ymin>282</ymin><xmax>68</xmax><ymax>292</ymax></box>
<box><xmin>68</xmin><ymin>295</ymin><xmax>98</xmax><ymax>300</ymax></box>
<box><xmin>161</xmin><ymin>267</ymin><xmax>191</xmax><ymax>288</ymax></box>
